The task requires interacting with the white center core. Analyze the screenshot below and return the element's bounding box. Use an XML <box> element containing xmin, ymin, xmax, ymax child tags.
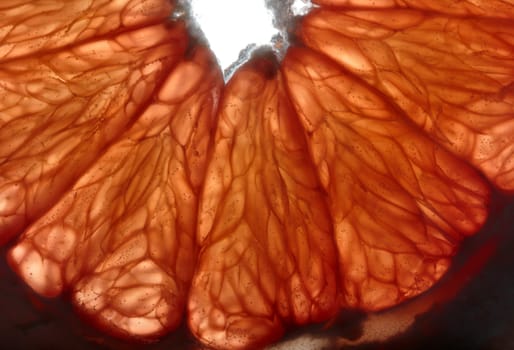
<box><xmin>185</xmin><ymin>0</ymin><xmax>313</xmax><ymax>80</ymax></box>
<box><xmin>190</xmin><ymin>0</ymin><xmax>277</xmax><ymax>71</ymax></box>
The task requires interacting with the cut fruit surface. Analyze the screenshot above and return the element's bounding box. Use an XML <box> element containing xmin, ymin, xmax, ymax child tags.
<box><xmin>313</xmin><ymin>0</ymin><xmax>514</xmax><ymax>18</ymax></box>
<box><xmin>0</xmin><ymin>0</ymin><xmax>513</xmax><ymax>349</ymax></box>
<box><xmin>283</xmin><ymin>47</ymin><xmax>490</xmax><ymax>310</ymax></box>
<box><xmin>8</xmin><ymin>47</ymin><xmax>222</xmax><ymax>339</ymax></box>
<box><xmin>299</xmin><ymin>8</ymin><xmax>514</xmax><ymax>192</ymax></box>
<box><xmin>0</xmin><ymin>0</ymin><xmax>175</xmax><ymax>61</ymax></box>
<box><xmin>0</xmin><ymin>23</ymin><xmax>187</xmax><ymax>244</ymax></box>
<box><xmin>188</xmin><ymin>58</ymin><xmax>338</xmax><ymax>349</ymax></box>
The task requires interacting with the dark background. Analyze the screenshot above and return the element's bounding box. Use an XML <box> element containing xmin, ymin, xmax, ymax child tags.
<box><xmin>1</xmin><ymin>191</ymin><xmax>513</xmax><ymax>350</ymax></box>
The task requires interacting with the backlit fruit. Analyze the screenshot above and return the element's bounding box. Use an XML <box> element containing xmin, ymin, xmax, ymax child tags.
<box><xmin>0</xmin><ymin>0</ymin><xmax>513</xmax><ymax>349</ymax></box>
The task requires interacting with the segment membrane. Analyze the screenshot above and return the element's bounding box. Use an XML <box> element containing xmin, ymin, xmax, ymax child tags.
<box><xmin>0</xmin><ymin>23</ymin><xmax>187</xmax><ymax>244</ymax></box>
<box><xmin>283</xmin><ymin>47</ymin><xmax>490</xmax><ymax>310</ymax></box>
<box><xmin>8</xmin><ymin>48</ymin><xmax>222</xmax><ymax>339</ymax></box>
<box><xmin>312</xmin><ymin>0</ymin><xmax>514</xmax><ymax>18</ymax></box>
<box><xmin>188</xmin><ymin>60</ymin><xmax>339</xmax><ymax>349</ymax></box>
<box><xmin>0</xmin><ymin>0</ymin><xmax>174</xmax><ymax>61</ymax></box>
<box><xmin>300</xmin><ymin>9</ymin><xmax>514</xmax><ymax>191</ymax></box>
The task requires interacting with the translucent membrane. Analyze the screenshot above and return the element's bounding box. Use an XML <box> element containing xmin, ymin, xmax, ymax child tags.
<box><xmin>0</xmin><ymin>0</ymin><xmax>513</xmax><ymax>349</ymax></box>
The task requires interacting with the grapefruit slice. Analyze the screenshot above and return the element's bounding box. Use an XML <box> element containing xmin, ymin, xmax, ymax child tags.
<box><xmin>0</xmin><ymin>0</ymin><xmax>512</xmax><ymax>349</ymax></box>
<box><xmin>0</xmin><ymin>22</ymin><xmax>186</xmax><ymax>244</ymax></box>
<box><xmin>298</xmin><ymin>8</ymin><xmax>514</xmax><ymax>191</ymax></box>
<box><xmin>8</xmin><ymin>47</ymin><xmax>222</xmax><ymax>339</ymax></box>
<box><xmin>313</xmin><ymin>0</ymin><xmax>514</xmax><ymax>18</ymax></box>
<box><xmin>0</xmin><ymin>0</ymin><xmax>175</xmax><ymax>61</ymax></box>
<box><xmin>188</xmin><ymin>58</ymin><xmax>338</xmax><ymax>349</ymax></box>
<box><xmin>283</xmin><ymin>47</ymin><xmax>489</xmax><ymax>310</ymax></box>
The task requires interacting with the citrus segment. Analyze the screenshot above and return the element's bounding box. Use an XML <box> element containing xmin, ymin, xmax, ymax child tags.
<box><xmin>0</xmin><ymin>0</ymin><xmax>174</xmax><ymax>61</ymax></box>
<box><xmin>283</xmin><ymin>47</ymin><xmax>490</xmax><ymax>310</ymax></box>
<box><xmin>188</xmin><ymin>59</ymin><xmax>338</xmax><ymax>349</ymax></box>
<box><xmin>8</xmin><ymin>47</ymin><xmax>222</xmax><ymax>339</ymax></box>
<box><xmin>0</xmin><ymin>23</ymin><xmax>187</xmax><ymax>244</ymax></box>
<box><xmin>299</xmin><ymin>9</ymin><xmax>514</xmax><ymax>191</ymax></box>
<box><xmin>0</xmin><ymin>0</ymin><xmax>510</xmax><ymax>349</ymax></box>
<box><xmin>312</xmin><ymin>0</ymin><xmax>514</xmax><ymax>18</ymax></box>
